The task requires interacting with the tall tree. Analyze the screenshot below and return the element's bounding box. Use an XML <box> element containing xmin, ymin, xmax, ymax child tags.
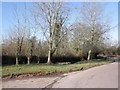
<box><xmin>12</xmin><ymin>5</ymin><xmax>25</xmax><ymax>65</ymax></box>
<box><xmin>32</xmin><ymin>2</ymin><xmax>70</xmax><ymax>64</ymax></box>
<box><xmin>77</xmin><ymin>3</ymin><xmax>113</xmax><ymax>61</ymax></box>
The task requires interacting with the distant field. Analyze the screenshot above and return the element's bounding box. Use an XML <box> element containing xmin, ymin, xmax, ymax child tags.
<box><xmin>2</xmin><ymin>59</ymin><xmax>114</xmax><ymax>78</ymax></box>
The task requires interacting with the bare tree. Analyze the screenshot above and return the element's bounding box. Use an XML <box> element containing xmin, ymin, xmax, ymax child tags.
<box><xmin>77</xmin><ymin>3</ymin><xmax>113</xmax><ymax>61</ymax></box>
<box><xmin>32</xmin><ymin>2</ymin><xmax>70</xmax><ymax>64</ymax></box>
<box><xmin>35</xmin><ymin>40</ymin><xmax>43</xmax><ymax>64</ymax></box>
<box><xmin>12</xmin><ymin>5</ymin><xmax>25</xmax><ymax>65</ymax></box>
<box><xmin>20</xmin><ymin>3</ymin><xmax>37</xmax><ymax>65</ymax></box>
<box><xmin>24</xmin><ymin>36</ymin><xmax>36</xmax><ymax>64</ymax></box>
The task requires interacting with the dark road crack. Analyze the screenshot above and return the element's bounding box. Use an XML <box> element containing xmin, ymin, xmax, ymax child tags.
<box><xmin>42</xmin><ymin>74</ymin><xmax>67</xmax><ymax>89</ymax></box>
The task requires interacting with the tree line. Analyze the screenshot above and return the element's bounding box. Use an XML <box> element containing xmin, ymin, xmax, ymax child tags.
<box><xmin>2</xmin><ymin>2</ymin><xmax>119</xmax><ymax>65</ymax></box>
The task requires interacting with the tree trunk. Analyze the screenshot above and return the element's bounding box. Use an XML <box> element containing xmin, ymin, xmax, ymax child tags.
<box><xmin>87</xmin><ymin>50</ymin><xmax>91</xmax><ymax>61</ymax></box>
<box><xmin>47</xmin><ymin>50</ymin><xmax>52</xmax><ymax>64</ymax></box>
<box><xmin>16</xmin><ymin>57</ymin><xmax>19</xmax><ymax>65</ymax></box>
<box><xmin>37</xmin><ymin>57</ymin><xmax>40</xmax><ymax>64</ymax></box>
<box><xmin>47</xmin><ymin>34</ymin><xmax>52</xmax><ymax>64</ymax></box>
<box><xmin>55</xmin><ymin>49</ymin><xmax>58</xmax><ymax>56</ymax></box>
<box><xmin>27</xmin><ymin>57</ymin><xmax>30</xmax><ymax>65</ymax></box>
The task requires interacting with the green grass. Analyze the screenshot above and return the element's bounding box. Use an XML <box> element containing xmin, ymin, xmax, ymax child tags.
<box><xmin>2</xmin><ymin>59</ymin><xmax>114</xmax><ymax>77</ymax></box>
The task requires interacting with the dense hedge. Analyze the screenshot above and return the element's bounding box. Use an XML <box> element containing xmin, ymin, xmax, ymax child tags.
<box><xmin>2</xmin><ymin>55</ymin><xmax>82</xmax><ymax>66</ymax></box>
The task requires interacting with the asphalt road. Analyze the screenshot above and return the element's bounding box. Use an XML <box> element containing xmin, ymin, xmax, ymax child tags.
<box><xmin>2</xmin><ymin>62</ymin><xmax>118</xmax><ymax>88</ymax></box>
<box><xmin>52</xmin><ymin>62</ymin><xmax>118</xmax><ymax>88</ymax></box>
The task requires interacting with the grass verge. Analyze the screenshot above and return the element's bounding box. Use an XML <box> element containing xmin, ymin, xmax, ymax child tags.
<box><xmin>2</xmin><ymin>59</ymin><xmax>114</xmax><ymax>79</ymax></box>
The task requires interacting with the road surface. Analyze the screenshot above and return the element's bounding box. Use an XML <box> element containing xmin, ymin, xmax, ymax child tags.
<box><xmin>2</xmin><ymin>62</ymin><xmax>118</xmax><ymax>88</ymax></box>
<box><xmin>2</xmin><ymin>76</ymin><xmax>60</xmax><ymax>88</ymax></box>
<box><xmin>52</xmin><ymin>62</ymin><xmax>118</xmax><ymax>88</ymax></box>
